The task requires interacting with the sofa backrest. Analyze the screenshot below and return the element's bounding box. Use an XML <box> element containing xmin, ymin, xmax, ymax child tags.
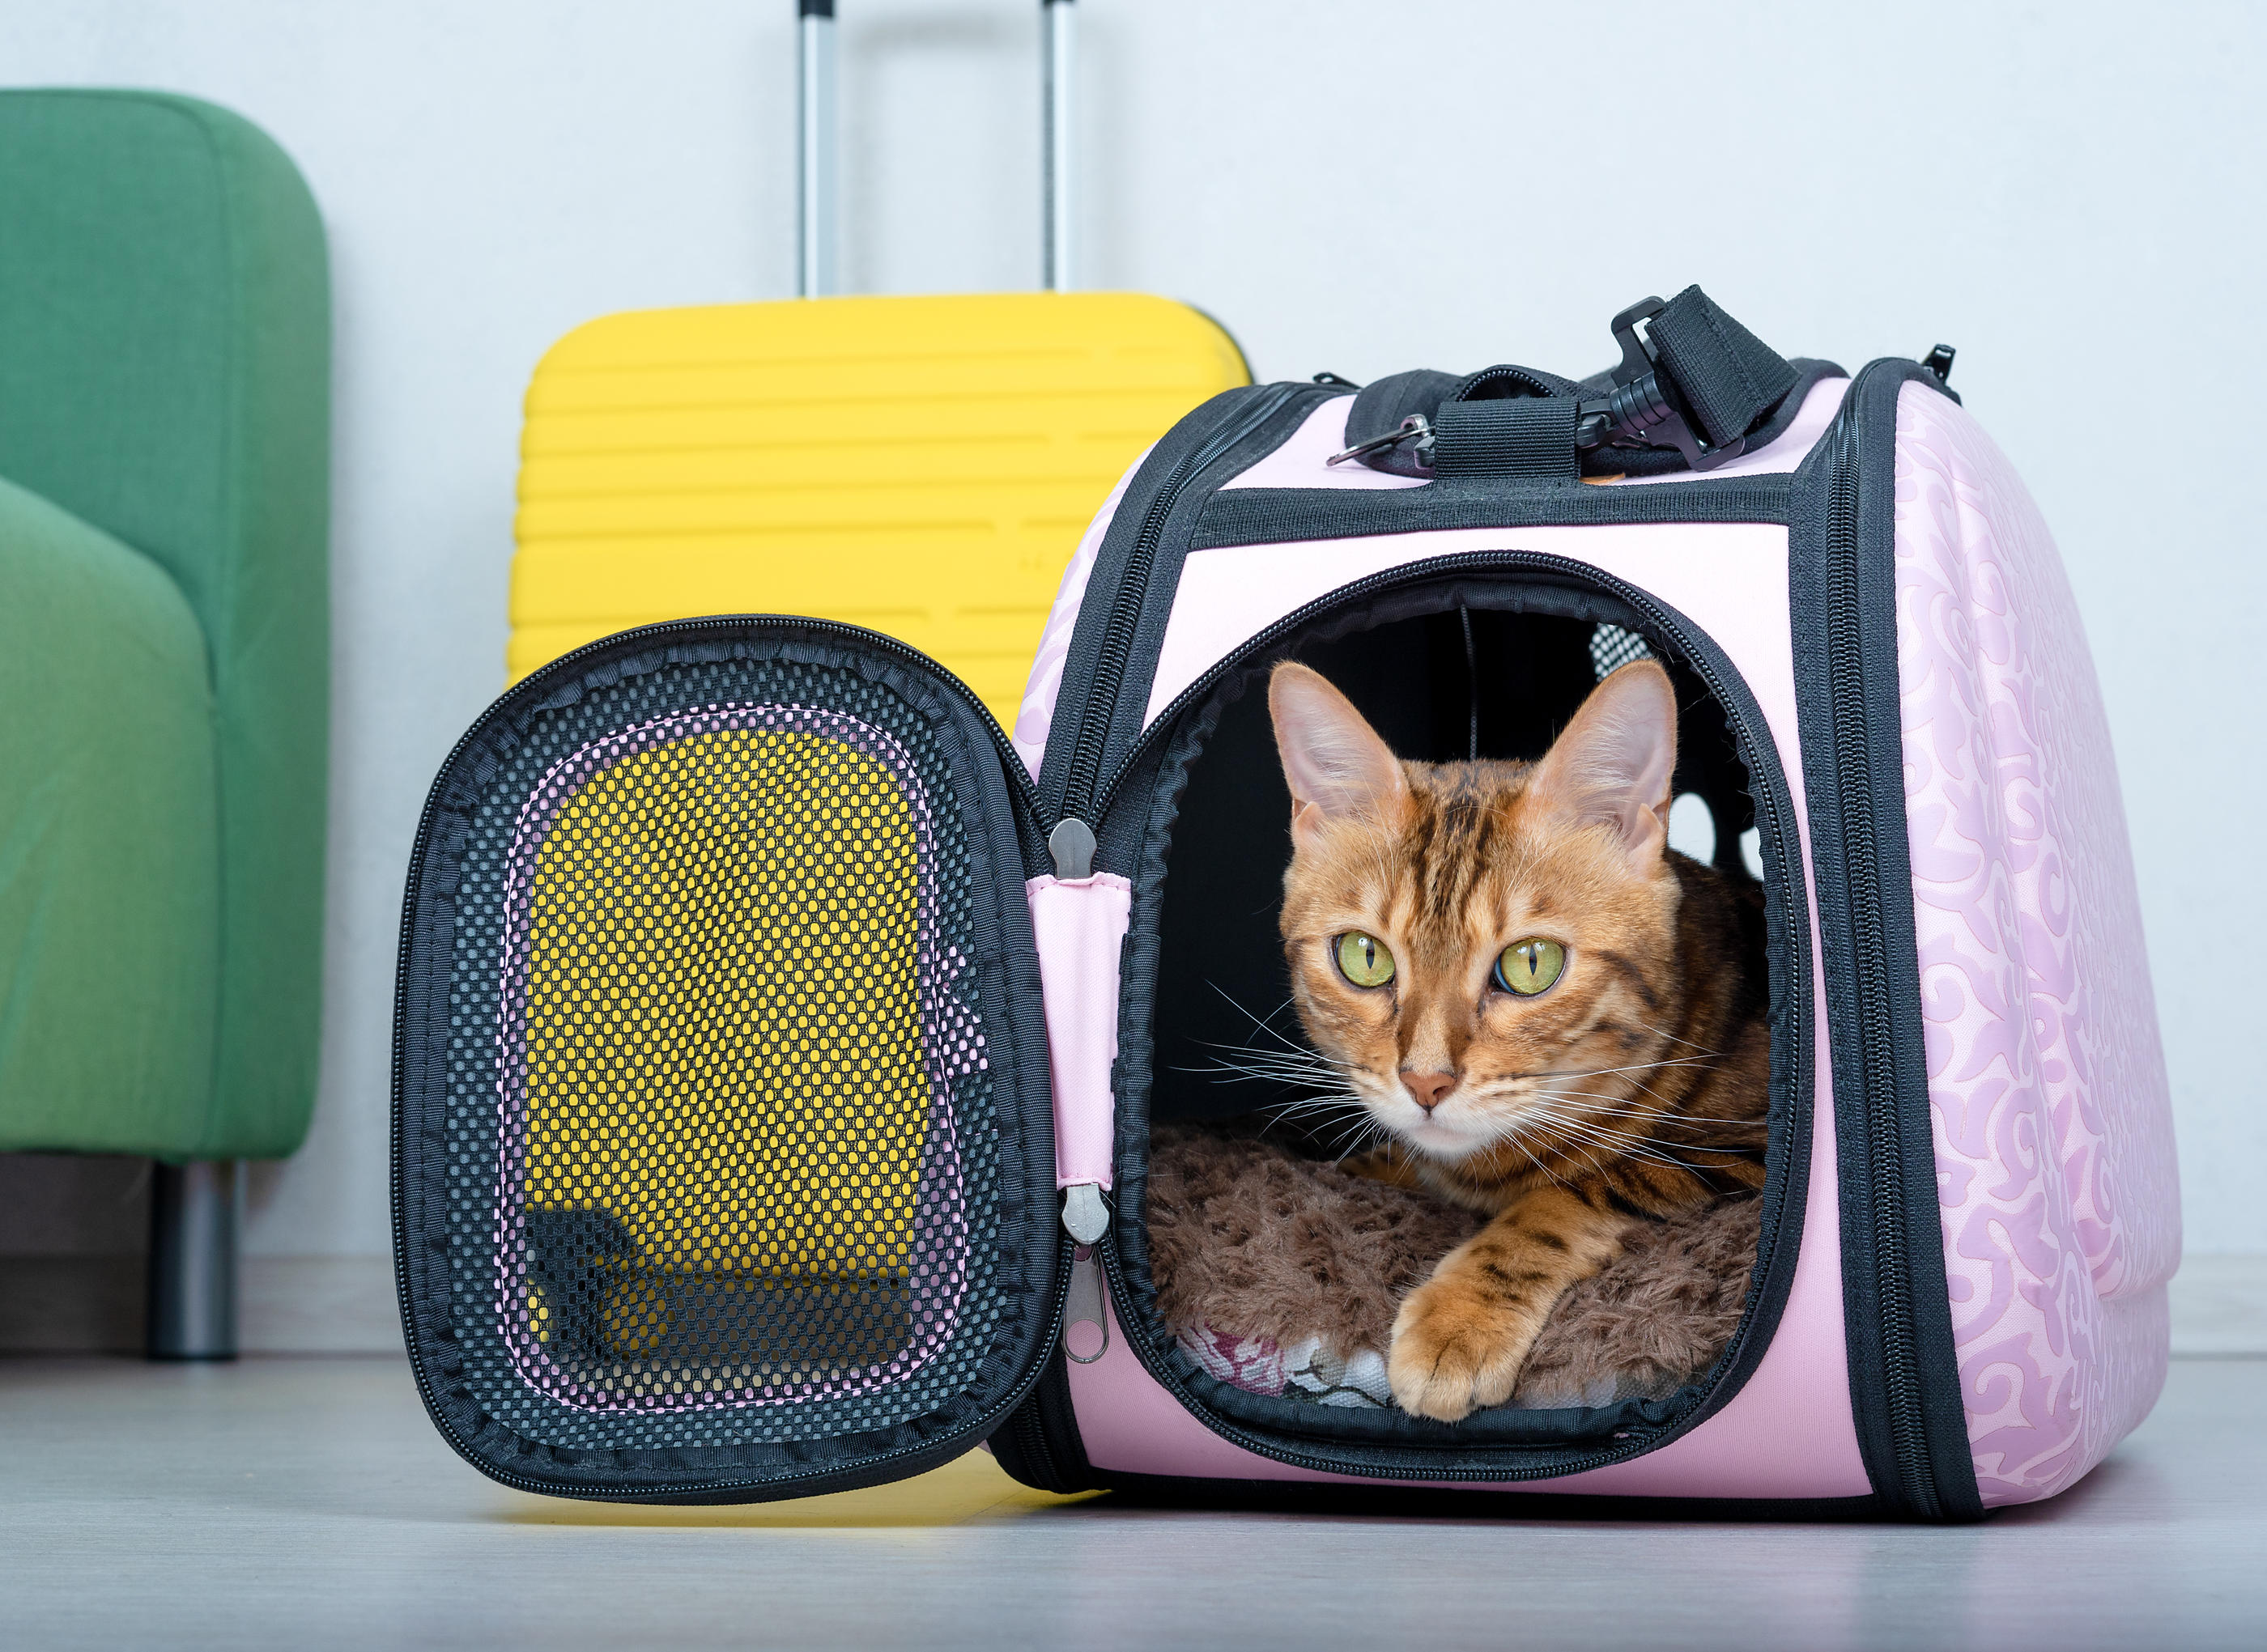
<box><xmin>0</xmin><ymin>90</ymin><xmax>330</xmax><ymax>1156</ymax></box>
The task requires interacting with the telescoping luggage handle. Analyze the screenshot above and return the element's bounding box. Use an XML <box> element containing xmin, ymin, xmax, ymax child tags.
<box><xmin>797</xmin><ymin>0</ymin><xmax>1078</xmax><ymax>296</ymax></box>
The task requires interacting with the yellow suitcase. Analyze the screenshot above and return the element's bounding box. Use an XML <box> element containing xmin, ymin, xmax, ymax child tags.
<box><xmin>510</xmin><ymin>291</ymin><xmax>1248</xmax><ymax>726</ymax></box>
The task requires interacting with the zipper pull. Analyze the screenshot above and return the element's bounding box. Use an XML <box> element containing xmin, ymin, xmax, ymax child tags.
<box><xmin>1048</xmin><ymin>817</ymin><xmax>1096</xmax><ymax>880</ymax></box>
<box><xmin>1061</xmin><ymin>1182</ymin><xmax>1110</xmax><ymax>1364</ymax></box>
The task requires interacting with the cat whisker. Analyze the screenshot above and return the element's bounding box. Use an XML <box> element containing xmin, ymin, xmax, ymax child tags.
<box><xmin>1260</xmin><ymin>1101</ymin><xmax>1370</xmax><ymax>1125</ymax></box>
<box><xmin>1627</xmin><ymin>1020</ymin><xmax>1727</xmax><ymax>1061</ymax></box>
<box><xmin>1260</xmin><ymin>1101</ymin><xmax>1360</xmax><ymax>1142</ymax></box>
<box><xmin>1514</xmin><ymin>1116</ymin><xmax>1708</xmax><ymax>1178</ymax></box>
<box><xmin>1503</xmin><ymin>1132</ymin><xmax>1572</xmax><ymax>1187</ymax></box>
<box><xmin>1524</xmin><ymin>1089</ymin><xmax>1689</xmax><ymax>1121</ymax></box>
<box><xmin>1523</xmin><ymin>1111</ymin><xmax>1683</xmax><ymax>1157</ymax></box>
<box><xmin>1184</xmin><ymin>1041</ymin><xmax>1349</xmax><ymax>1087</ymax></box>
<box><xmin>1509</xmin><ymin>1058</ymin><xmax>1720</xmax><ymax>1083</ymax></box>
<box><xmin>1325</xmin><ymin>1113</ymin><xmax>1389</xmax><ymax>1165</ymax></box>
<box><xmin>1526</xmin><ymin>1089</ymin><xmax>1762</xmax><ymax>1136</ymax></box>
<box><xmin>1203</xmin><ymin>983</ymin><xmax>1311</xmax><ymax>1055</ymax></box>
<box><xmin>1518</xmin><ymin>1093</ymin><xmax>1687</xmax><ymax>1133</ymax></box>
<box><xmin>1512</xmin><ymin>1122</ymin><xmax>1613</xmax><ymax>1178</ymax></box>
<box><xmin>1185</xmin><ymin>1059</ymin><xmax>1343</xmax><ymax>1087</ymax></box>
<box><xmin>1191</xmin><ymin>1032</ymin><xmax>1338</xmax><ymax>1064</ymax></box>
<box><xmin>1490</xmin><ymin>1082</ymin><xmax>1670</xmax><ymax>1119</ymax></box>
<box><xmin>1516</xmin><ymin>1103</ymin><xmax>1759</xmax><ymax>1171</ymax></box>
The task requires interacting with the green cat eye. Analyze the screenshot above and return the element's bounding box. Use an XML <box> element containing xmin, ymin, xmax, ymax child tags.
<box><xmin>1494</xmin><ymin>938</ymin><xmax>1567</xmax><ymax>997</ymax></box>
<box><xmin>1334</xmin><ymin>931</ymin><xmax>1397</xmax><ymax>988</ymax></box>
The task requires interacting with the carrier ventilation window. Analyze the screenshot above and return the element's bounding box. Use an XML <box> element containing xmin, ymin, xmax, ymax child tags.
<box><xmin>435</xmin><ymin>658</ymin><xmax>1011</xmax><ymax>1455</ymax></box>
<box><xmin>1589</xmin><ymin>622</ymin><xmax>1654</xmax><ymax>679</ymax></box>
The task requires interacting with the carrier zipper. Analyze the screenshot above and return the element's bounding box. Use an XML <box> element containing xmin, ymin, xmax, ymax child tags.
<box><xmin>1818</xmin><ymin>393</ymin><xmax>1942</xmax><ymax>1519</ymax></box>
<box><xmin>989</xmin><ymin>1195</ymin><xmax>1099</xmax><ymax>1494</ymax></box>
<box><xmin>389</xmin><ymin>612</ymin><xmax>1060</xmax><ymax>1505</ymax></box>
<box><xmin>997</xmin><ymin>1359</ymin><xmax>1071</xmax><ymax>1489</ymax></box>
<box><xmin>991</xmin><ymin>1236</ymin><xmax>1086</xmax><ymax>1492</ymax></box>
<box><xmin>1075</xmin><ymin>550</ymin><xmax>1813</xmax><ymax>1482</ymax></box>
<box><xmin>1059</xmin><ymin>1183</ymin><xmax>1112</xmax><ymax>1365</ymax></box>
<box><xmin>1000</xmin><ymin>1396</ymin><xmax>1061</xmax><ymax>1487</ymax></box>
<box><xmin>1053</xmin><ymin>381</ymin><xmax>1324</xmax><ymax>833</ymax></box>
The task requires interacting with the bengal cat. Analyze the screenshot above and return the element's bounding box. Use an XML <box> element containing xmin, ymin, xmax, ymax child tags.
<box><xmin>1265</xmin><ymin>656</ymin><xmax>1770</xmax><ymax>1421</ymax></box>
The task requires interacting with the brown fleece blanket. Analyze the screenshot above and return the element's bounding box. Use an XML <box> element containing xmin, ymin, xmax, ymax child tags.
<box><xmin>1146</xmin><ymin>1124</ymin><xmax>1759</xmax><ymax>1410</ymax></box>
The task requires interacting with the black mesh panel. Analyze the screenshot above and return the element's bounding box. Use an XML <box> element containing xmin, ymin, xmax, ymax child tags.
<box><xmin>1589</xmin><ymin>622</ymin><xmax>1654</xmax><ymax>679</ymax></box>
<box><xmin>434</xmin><ymin>655</ymin><xmax>1009</xmax><ymax>1454</ymax></box>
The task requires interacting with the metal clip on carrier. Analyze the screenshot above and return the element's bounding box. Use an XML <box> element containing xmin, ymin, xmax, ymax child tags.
<box><xmin>1327</xmin><ymin>412</ymin><xmax>1435</xmax><ymax>470</ymax></box>
<box><xmin>1575</xmin><ymin>296</ymin><xmax>1746</xmax><ymax>474</ymax></box>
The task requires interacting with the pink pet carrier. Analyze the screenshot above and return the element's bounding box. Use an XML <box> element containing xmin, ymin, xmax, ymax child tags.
<box><xmin>393</xmin><ymin>287</ymin><xmax>2176</xmax><ymax>1518</ymax></box>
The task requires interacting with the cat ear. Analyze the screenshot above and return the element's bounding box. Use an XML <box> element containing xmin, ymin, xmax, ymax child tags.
<box><xmin>1525</xmin><ymin>660</ymin><xmax>1679</xmax><ymax>872</ymax></box>
<box><xmin>1268</xmin><ymin>662</ymin><xmax>1407</xmax><ymax>851</ymax></box>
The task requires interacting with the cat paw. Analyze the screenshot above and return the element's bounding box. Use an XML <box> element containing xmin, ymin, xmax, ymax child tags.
<box><xmin>1387</xmin><ymin>1276</ymin><xmax>1536</xmax><ymax>1422</ymax></box>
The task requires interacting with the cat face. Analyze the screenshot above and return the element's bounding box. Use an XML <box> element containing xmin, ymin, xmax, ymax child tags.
<box><xmin>1267</xmin><ymin>658</ymin><xmax>1685</xmax><ymax>1170</ymax></box>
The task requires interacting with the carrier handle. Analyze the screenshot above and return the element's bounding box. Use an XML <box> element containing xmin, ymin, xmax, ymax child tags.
<box><xmin>1336</xmin><ymin>287</ymin><xmax>1802</xmax><ymax>479</ymax></box>
<box><xmin>796</xmin><ymin>0</ymin><xmax>1078</xmax><ymax>297</ymax></box>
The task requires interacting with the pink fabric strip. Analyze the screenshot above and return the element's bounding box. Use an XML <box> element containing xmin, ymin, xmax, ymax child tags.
<box><xmin>1151</xmin><ymin>524</ymin><xmax>1784</xmax><ymax>728</ymax></box>
<box><xmin>1026</xmin><ymin>873</ymin><xmax>1134</xmax><ymax>1190</ymax></box>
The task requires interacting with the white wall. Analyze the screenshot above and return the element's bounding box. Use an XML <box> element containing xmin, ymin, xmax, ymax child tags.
<box><xmin>5</xmin><ymin>0</ymin><xmax>2261</xmax><ymax>1261</ymax></box>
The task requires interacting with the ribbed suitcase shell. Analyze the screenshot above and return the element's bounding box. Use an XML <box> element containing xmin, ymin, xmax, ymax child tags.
<box><xmin>509</xmin><ymin>291</ymin><xmax>1249</xmax><ymax>724</ymax></box>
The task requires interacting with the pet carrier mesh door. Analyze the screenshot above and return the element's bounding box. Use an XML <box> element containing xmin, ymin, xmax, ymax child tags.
<box><xmin>393</xmin><ymin>620</ymin><xmax>1061</xmax><ymax>1502</ymax></box>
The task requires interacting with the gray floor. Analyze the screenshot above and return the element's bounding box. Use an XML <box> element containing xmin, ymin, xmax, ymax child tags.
<box><xmin>3</xmin><ymin>1356</ymin><xmax>2261</xmax><ymax>1650</ymax></box>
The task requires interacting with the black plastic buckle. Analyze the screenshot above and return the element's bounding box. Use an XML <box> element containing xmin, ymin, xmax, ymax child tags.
<box><xmin>1572</xmin><ymin>295</ymin><xmax>1746</xmax><ymax>474</ymax></box>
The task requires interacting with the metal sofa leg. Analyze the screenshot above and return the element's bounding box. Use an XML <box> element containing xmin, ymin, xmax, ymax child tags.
<box><xmin>147</xmin><ymin>1160</ymin><xmax>242</xmax><ymax>1361</ymax></box>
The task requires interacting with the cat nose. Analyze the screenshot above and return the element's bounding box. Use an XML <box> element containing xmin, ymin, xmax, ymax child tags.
<box><xmin>1401</xmin><ymin>1070</ymin><xmax>1458</xmax><ymax>1113</ymax></box>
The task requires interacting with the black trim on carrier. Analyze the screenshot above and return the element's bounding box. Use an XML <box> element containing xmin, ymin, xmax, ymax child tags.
<box><xmin>1789</xmin><ymin>362</ymin><xmax>1985</xmax><ymax>1523</ymax></box>
<box><xmin>1192</xmin><ymin>474</ymin><xmax>1795</xmax><ymax>550</ymax></box>
<box><xmin>1088</xmin><ymin>556</ymin><xmax>1818</xmax><ymax>1483</ymax></box>
<box><xmin>1101</xmin><ymin>1474</ymin><xmax>1896</xmax><ymax>1522</ymax></box>
<box><xmin>987</xmin><ymin>1348</ymin><xmax>1095</xmax><ymax>1493</ymax></box>
<box><xmin>391</xmin><ymin>618</ymin><xmax>1065</xmax><ymax>1504</ymax></box>
<box><xmin>1038</xmin><ymin>381</ymin><xmax>1347</xmax><ymax>830</ymax></box>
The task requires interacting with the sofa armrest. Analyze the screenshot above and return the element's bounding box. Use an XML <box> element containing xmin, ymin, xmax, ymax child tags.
<box><xmin>0</xmin><ymin>477</ymin><xmax>221</xmax><ymax>1155</ymax></box>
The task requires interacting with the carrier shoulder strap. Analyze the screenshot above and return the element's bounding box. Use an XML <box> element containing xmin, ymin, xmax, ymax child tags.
<box><xmin>1642</xmin><ymin>286</ymin><xmax>1800</xmax><ymax>451</ymax></box>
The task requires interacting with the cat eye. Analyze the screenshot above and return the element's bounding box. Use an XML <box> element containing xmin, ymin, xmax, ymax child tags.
<box><xmin>1493</xmin><ymin>938</ymin><xmax>1567</xmax><ymax>996</ymax></box>
<box><xmin>1333</xmin><ymin>931</ymin><xmax>1397</xmax><ymax>989</ymax></box>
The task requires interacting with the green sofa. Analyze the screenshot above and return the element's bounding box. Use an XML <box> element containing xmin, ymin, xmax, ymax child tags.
<box><xmin>0</xmin><ymin>91</ymin><xmax>330</xmax><ymax>1354</ymax></box>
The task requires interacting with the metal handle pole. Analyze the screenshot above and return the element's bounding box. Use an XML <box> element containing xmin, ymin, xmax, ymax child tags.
<box><xmin>1042</xmin><ymin>0</ymin><xmax>1075</xmax><ymax>291</ymax></box>
<box><xmin>797</xmin><ymin>0</ymin><xmax>837</xmax><ymax>296</ymax></box>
